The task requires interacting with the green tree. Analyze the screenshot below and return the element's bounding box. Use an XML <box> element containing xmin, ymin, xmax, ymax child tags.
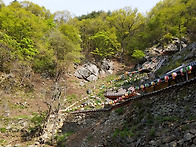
<box><xmin>132</xmin><ymin>49</ymin><xmax>145</xmax><ymax>70</ymax></box>
<box><xmin>75</xmin><ymin>13</ymin><xmax>108</xmax><ymax>58</ymax></box>
<box><xmin>50</xmin><ymin>30</ymin><xmax>82</xmax><ymax>66</ymax></box>
<box><xmin>59</xmin><ymin>24</ymin><xmax>81</xmax><ymax>44</ymax></box>
<box><xmin>0</xmin><ymin>0</ymin><xmax>5</xmax><ymax>9</ymax></box>
<box><xmin>186</xmin><ymin>0</ymin><xmax>196</xmax><ymax>41</ymax></box>
<box><xmin>0</xmin><ymin>42</ymin><xmax>14</xmax><ymax>73</ymax></box>
<box><xmin>0</xmin><ymin>1</ymin><xmax>55</xmax><ymax>63</ymax></box>
<box><xmin>19</xmin><ymin>38</ymin><xmax>38</xmax><ymax>60</ymax></box>
<box><xmin>145</xmin><ymin>0</ymin><xmax>196</xmax><ymax>48</ymax></box>
<box><xmin>107</xmin><ymin>7</ymin><xmax>144</xmax><ymax>61</ymax></box>
<box><xmin>0</xmin><ymin>2</ymin><xmax>45</xmax><ymax>41</ymax></box>
<box><xmin>77</xmin><ymin>10</ymin><xmax>104</xmax><ymax>20</ymax></box>
<box><xmin>90</xmin><ymin>31</ymin><xmax>120</xmax><ymax>59</ymax></box>
<box><xmin>20</xmin><ymin>1</ymin><xmax>52</xmax><ymax>18</ymax></box>
<box><xmin>132</xmin><ymin>49</ymin><xmax>145</xmax><ymax>59</ymax></box>
<box><xmin>158</xmin><ymin>0</ymin><xmax>186</xmax><ymax>48</ymax></box>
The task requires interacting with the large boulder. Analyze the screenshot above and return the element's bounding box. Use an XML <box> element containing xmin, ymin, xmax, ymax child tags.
<box><xmin>165</xmin><ymin>43</ymin><xmax>178</xmax><ymax>51</ymax></box>
<box><xmin>99</xmin><ymin>69</ymin><xmax>106</xmax><ymax>75</ymax></box>
<box><xmin>99</xmin><ymin>59</ymin><xmax>114</xmax><ymax>75</ymax></box>
<box><xmin>74</xmin><ymin>67</ymin><xmax>91</xmax><ymax>79</ymax></box>
<box><xmin>74</xmin><ymin>63</ymin><xmax>99</xmax><ymax>81</ymax></box>
<box><xmin>163</xmin><ymin>38</ymin><xmax>188</xmax><ymax>55</ymax></box>
<box><xmin>87</xmin><ymin>75</ymin><xmax>98</xmax><ymax>82</ymax></box>
<box><xmin>107</xmin><ymin>69</ymin><xmax>113</xmax><ymax>75</ymax></box>
<box><xmin>84</xmin><ymin>63</ymin><xmax>99</xmax><ymax>76</ymax></box>
<box><xmin>101</xmin><ymin>58</ymin><xmax>114</xmax><ymax>71</ymax></box>
<box><xmin>74</xmin><ymin>59</ymin><xmax>114</xmax><ymax>81</ymax></box>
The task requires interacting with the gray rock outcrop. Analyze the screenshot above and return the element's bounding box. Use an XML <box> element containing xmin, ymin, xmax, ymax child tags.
<box><xmin>74</xmin><ymin>59</ymin><xmax>114</xmax><ymax>81</ymax></box>
<box><xmin>74</xmin><ymin>66</ymin><xmax>91</xmax><ymax>79</ymax></box>
<box><xmin>101</xmin><ymin>58</ymin><xmax>114</xmax><ymax>71</ymax></box>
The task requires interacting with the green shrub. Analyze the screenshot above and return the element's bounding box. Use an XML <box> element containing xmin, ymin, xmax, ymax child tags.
<box><xmin>113</xmin><ymin>127</ymin><xmax>134</xmax><ymax>138</ymax></box>
<box><xmin>33</xmin><ymin>55</ymin><xmax>56</xmax><ymax>76</ymax></box>
<box><xmin>149</xmin><ymin>127</ymin><xmax>156</xmax><ymax>137</ymax></box>
<box><xmin>31</xmin><ymin>112</ymin><xmax>46</xmax><ymax>125</ymax></box>
<box><xmin>0</xmin><ymin>128</ymin><xmax>6</xmax><ymax>133</ymax></box>
<box><xmin>56</xmin><ymin>132</ymin><xmax>73</xmax><ymax>146</ymax></box>
<box><xmin>23</xmin><ymin>112</ymin><xmax>47</xmax><ymax>138</ymax></box>
<box><xmin>113</xmin><ymin>128</ymin><xmax>120</xmax><ymax>138</ymax></box>
<box><xmin>155</xmin><ymin>116</ymin><xmax>179</xmax><ymax>123</ymax></box>
<box><xmin>66</xmin><ymin>94</ymin><xmax>77</xmax><ymax>103</ymax></box>
<box><xmin>115</xmin><ymin>107</ymin><xmax>124</xmax><ymax>115</ymax></box>
<box><xmin>0</xmin><ymin>139</ymin><xmax>6</xmax><ymax>146</ymax></box>
<box><xmin>0</xmin><ymin>42</ymin><xmax>14</xmax><ymax>73</ymax></box>
<box><xmin>146</xmin><ymin>114</ymin><xmax>154</xmax><ymax>125</ymax></box>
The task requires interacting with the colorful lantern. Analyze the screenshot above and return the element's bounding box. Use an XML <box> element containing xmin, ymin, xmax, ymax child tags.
<box><xmin>124</xmin><ymin>72</ymin><xmax>128</xmax><ymax>75</ymax></box>
<box><xmin>145</xmin><ymin>83</ymin><xmax>149</xmax><ymax>88</ymax></box>
<box><xmin>135</xmin><ymin>86</ymin><xmax>139</xmax><ymax>91</ymax></box>
<box><xmin>157</xmin><ymin>79</ymin><xmax>161</xmax><ymax>85</ymax></box>
<box><xmin>172</xmin><ymin>72</ymin><xmax>177</xmax><ymax>79</ymax></box>
<box><xmin>140</xmin><ymin>85</ymin><xmax>145</xmax><ymax>89</ymax></box>
<box><xmin>164</xmin><ymin>76</ymin><xmax>169</xmax><ymax>82</ymax></box>
<box><xmin>180</xmin><ymin>68</ymin><xmax>186</xmax><ymax>75</ymax></box>
<box><xmin>151</xmin><ymin>81</ymin><xmax>155</xmax><ymax>86</ymax></box>
<box><xmin>125</xmin><ymin>93</ymin><xmax>128</xmax><ymax>97</ymax></box>
<box><xmin>186</xmin><ymin>66</ymin><xmax>192</xmax><ymax>74</ymax></box>
<box><xmin>122</xmin><ymin>95</ymin><xmax>125</xmax><ymax>98</ymax></box>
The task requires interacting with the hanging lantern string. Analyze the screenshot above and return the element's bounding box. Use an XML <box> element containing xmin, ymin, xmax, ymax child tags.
<box><xmin>98</xmin><ymin>57</ymin><xmax>158</xmax><ymax>90</ymax></box>
<box><xmin>69</xmin><ymin>62</ymin><xmax>194</xmax><ymax>112</ymax></box>
<box><xmin>69</xmin><ymin>58</ymin><xmax>158</xmax><ymax>111</ymax></box>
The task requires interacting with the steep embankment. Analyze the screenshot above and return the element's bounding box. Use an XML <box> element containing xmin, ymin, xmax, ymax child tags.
<box><xmin>60</xmin><ymin>78</ymin><xmax>196</xmax><ymax>147</ymax></box>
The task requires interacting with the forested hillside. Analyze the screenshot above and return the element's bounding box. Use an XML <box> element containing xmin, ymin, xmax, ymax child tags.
<box><xmin>0</xmin><ymin>0</ymin><xmax>196</xmax><ymax>146</ymax></box>
<box><xmin>0</xmin><ymin>0</ymin><xmax>196</xmax><ymax>76</ymax></box>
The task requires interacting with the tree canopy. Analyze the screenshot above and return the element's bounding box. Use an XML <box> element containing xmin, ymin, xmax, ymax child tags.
<box><xmin>0</xmin><ymin>0</ymin><xmax>82</xmax><ymax>75</ymax></box>
<box><xmin>0</xmin><ymin>0</ymin><xmax>195</xmax><ymax>75</ymax></box>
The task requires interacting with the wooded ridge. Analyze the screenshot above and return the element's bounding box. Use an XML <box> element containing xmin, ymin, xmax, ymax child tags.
<box><xmin>0</xmin><ymin>0</ymin><xmax>196</xmax><ymax>76</ymax></box>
